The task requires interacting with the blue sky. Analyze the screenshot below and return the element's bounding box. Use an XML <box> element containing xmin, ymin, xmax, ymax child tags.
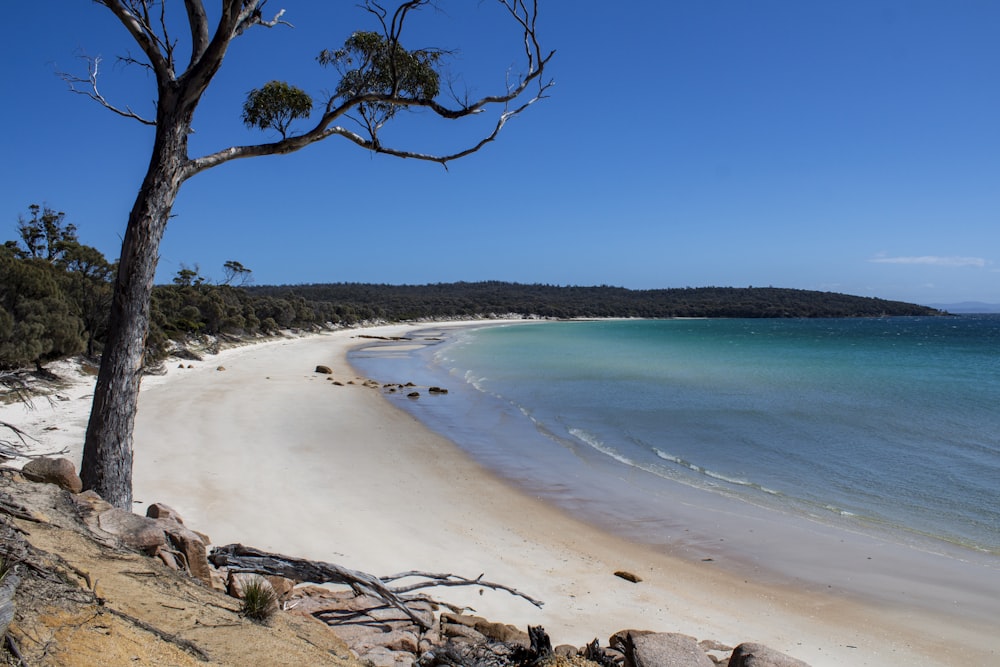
<box><xmin>1</xmin><ymin>2</ymin><xmax>998</xmax><ymax>306</ymax></box>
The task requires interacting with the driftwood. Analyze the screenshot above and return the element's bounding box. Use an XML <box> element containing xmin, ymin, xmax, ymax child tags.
<box><xmin>209</xmin><ymin>543</ymin><xmax>544</xmax><ymax>630</ymax></box>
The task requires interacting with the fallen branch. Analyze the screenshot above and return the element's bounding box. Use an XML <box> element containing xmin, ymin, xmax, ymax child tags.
<box><xmin>209</xmin><ymin>544</ymin><xmax>544</xmax><ymax>631</ymax></box>
<box><xmin>382</xmin><ymin>570</ymin><xmax>544</xmax><ymax>608</ymax></box>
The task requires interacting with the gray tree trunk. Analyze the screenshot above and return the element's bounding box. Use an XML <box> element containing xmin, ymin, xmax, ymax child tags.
<box><xmin>80</xmin><ymin>108</ymin><xmax>189</xmax><ymax>509</ymax></box>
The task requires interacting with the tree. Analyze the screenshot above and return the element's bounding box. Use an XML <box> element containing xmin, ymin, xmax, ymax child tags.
<box><xmin>71</xmin><ymin>1</ymin><xmax>553</xmax><ymax>509</ymax></box>
<box><xmin>221</xmin><ymin>260</ymin><xmax>253</xmax><ymax>287</ymax></box>
<box><xmin>14</xmin><ymin>204</ymin><xmax>79</xmax><ymax>263</ymax></box>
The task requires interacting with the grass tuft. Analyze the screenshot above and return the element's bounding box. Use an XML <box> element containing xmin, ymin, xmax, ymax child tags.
<box><xmin>240</xmin><ymin>576</ymin><xmax>277</xmax><ymax>623</ymax></box>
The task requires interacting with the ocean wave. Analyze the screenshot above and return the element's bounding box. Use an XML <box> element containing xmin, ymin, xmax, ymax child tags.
<box><xmin>654</xmin><ymin>448</ymin><xmax>781</xmax><ymax>495</ymax></box>
<box><xmin>568</xmin><ymin>428</ymin><xmax>636</xmax><ymax>467</ymax></box>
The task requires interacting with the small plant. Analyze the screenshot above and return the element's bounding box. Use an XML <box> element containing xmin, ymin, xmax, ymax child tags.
<box><xmin>239</xmin><ymin>575</ymin><xmax>277</xmax><ymax>623</ymax></box>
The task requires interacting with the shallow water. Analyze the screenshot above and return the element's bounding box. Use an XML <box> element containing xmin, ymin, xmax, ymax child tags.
<box><xmin>351</xmin><ymin>317</ymin><xmax>1000</xmax><ymax>559</ymax></box>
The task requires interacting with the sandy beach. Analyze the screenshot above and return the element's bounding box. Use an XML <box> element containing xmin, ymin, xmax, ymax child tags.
<box><xmin>5</xmin><ymin>323</ymin><xmax>997</xmax><ymax>666</ymax></box>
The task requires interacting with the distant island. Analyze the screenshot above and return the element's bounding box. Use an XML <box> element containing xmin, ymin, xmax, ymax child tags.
<box><xmin>245</xmin><ymin>282</ymin><xmax>943</xmax><ymax>322</ymax></box>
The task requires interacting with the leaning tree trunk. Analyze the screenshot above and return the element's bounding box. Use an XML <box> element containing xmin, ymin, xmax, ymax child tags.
<box><xmin>80</xmin><ymin>113</ymin><xmax>189</xmax><ymax>509</ymax></box>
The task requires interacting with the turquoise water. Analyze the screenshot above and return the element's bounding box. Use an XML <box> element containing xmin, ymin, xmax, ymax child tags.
<box><xmin>351</xmin><ymin>317</ymin><xmax>1000</xmax><ymax>556</ymax></box>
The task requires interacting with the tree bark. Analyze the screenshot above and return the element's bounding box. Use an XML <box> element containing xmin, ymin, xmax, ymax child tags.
<box><xmin>80</xmin><ymin>109</ymin><xmax>189</xmax><ymax>509</ymax></box>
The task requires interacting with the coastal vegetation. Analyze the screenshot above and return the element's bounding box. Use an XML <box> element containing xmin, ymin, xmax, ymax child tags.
<box><xmin>2</xmin><ymin>209</ymin><xmax>941</xmax><ymax>374</ymax></box>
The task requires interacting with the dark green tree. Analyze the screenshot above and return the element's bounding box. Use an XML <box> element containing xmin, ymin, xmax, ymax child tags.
<box><xmin>67</xmin><ymin>1</ymin><xmax>551</xmax><ymax>508</ymax></box>
<box><xmin>0</xmin><ymin>247</ymin><xmax>85</xmax><ymax>370</ymax></box>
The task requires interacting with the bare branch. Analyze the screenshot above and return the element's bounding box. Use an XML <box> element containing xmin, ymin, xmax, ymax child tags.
<box><xmin>58</xmin><ymin>55</ymin><xmax>156</xmax><ymax>126</ymax></box>
<box><xmin>382</xmin><ymin>570</ymin><xmax>544</xmax><ymax>608</ymax></box>
<box><xmin>96</xmin><ymin>0</ymin><xmax>174</xmax><ymax>83</ymax></box>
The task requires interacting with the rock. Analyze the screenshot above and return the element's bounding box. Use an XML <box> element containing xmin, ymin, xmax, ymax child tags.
<box><xmin>554</xmin><ymin>644</ymin><xmax>578</xmax><ymax>658</ymax></box>
<box><xmin>145</xmin><ymin>502</ymin><xmax>184</xmax><ymax>523</ymax></box>
<box><xmin>622</xmin><ymin>632</ymin><xmax>714</xmax><ymax>667</ymax></box>
<box><xmin>265</xmin><ymin>575</ymin><xmax>296</xmax><ymax>600</ymax></box>
<box><xmin>727</xmin><ymin>642</ymin><xmax>810</xmax><ymax>667</ymax></box>
<box><xmin>94</xmin><ymin>507</ymin><xmax>211</xmax><ymax>585</ymax></box>
<box><xmin>428</xmin><ymin>386</ymin><xmax>448</xmax><ymax>394</ymax></box>
<box><xmin>216</xmin><ymin>366</ymin><xmax>226</xmax><ymax>371</ymax></box>
<box><xmin>97</xmin><ymin>508</ymin><xmax>167</xmax><ymax>553</ymax></box>
<box><xmin>164</xmin><ymin>523</ymin><xmax>213</xmax><ymax>586</ymax></box>
<box><xmin>407</xmin><ymin>392</ymin><xmax>420</xmax><ymax>398</ymax></box>
<box><xmin>21</xmin><ymin>457</ymin><xmax>83</xmax><ymax>493</ymax></box>
<box><xmin>440</xmin><ymin>621</ymin><xmax>487</xmax><ymax>644</ymax></box>
<box><xmin>155</xmin><ymin>546</ymin><xmax>182</xmax><ymax>570</ymax></box>
<box><xmin>315</xmin><ymin>365</ymin><xmax>333</xmax><ymax>374</ymax></box>
<box><xmin>357</xmin><ymin>646</ymin><xmax>415</xmax><ymax>667</ymax></box>
<box><xmin>614</xmin><ymin>570</ymin><xmax>642</xmax><ymax>583</ymax></box>
<box><xmin>442</xmin><ymin>613</ymin><xmax>529</xmax><ymax>647</ymax></box>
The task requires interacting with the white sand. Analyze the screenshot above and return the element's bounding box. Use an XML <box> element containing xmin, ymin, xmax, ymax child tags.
<box><xmin>5</xmin><ymin>324</ymin><xmax>998</xmax><ymax>665</ymax></box>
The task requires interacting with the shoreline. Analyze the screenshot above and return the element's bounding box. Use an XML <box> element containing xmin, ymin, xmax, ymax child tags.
<box><xmin>5</xmin><ymin>322</ymin><xmax>997</xmax><ymax>665</ymax></box>
<box><xmin>351</xmin><ymin>322</ymin><xmax>1000</xmax><ymax>617</ymax></box>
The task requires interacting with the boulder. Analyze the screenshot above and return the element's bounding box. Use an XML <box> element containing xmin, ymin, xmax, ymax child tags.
<box><xmin>145</xmin><ymin>502</ymin><xmax>184</xmax><ymax>523</ymax></box>
<box><xmin>621</xmin><ymin>632</ymin><xmax>714</xmax><ymax>667</ymax></box>
<box><xmin>97</xmin><ymin>508</ymin><xmax>168</xmax><ymax>553</ymax></box>
<box><xmin>315</xmin><ymin>365</ymin><xmax>333</xmax><ymax>374</ymax></box>
<box><xmin>728</xmin><ymin>642</ymin><xmax>810</xmax><ymax>667</ymax></box>
<box><xmin>21</xmin><ymin>457</ymin><xmax>83</xmax><ymax>493</ymax></box>
<box><xmin>164</xmin><ymin>523</ymin><xmax>213</xmax><ymax>586</ymax></box>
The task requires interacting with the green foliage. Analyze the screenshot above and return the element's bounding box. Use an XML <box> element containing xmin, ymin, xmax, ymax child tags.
<box><xmin>0</xmin><ymin>250</ymin><xmax>85</xmax><ymax>369</ymax></box>
<box><xmin>239</xmin><ymin>576</ymin><xmax>277</xmax><ymax>623</ymax></box>
<box><xmin>1</xmin><ymin>207</ymin><xmax>114</xmax><ymax>366</ymax></box>
<box><xmin>14</xmin><ymin>204</ymin><xmax>78</xmax><ymax>262</ymax></box>
<box><xmin>319</xmin><ymin>30</ymin><xmax>442</xmax><ymax>130</ymax></box>
<box><xmin>242</xmin><ymin>81</ymin><xmax>313</xmax><ymax>139</ymax></box>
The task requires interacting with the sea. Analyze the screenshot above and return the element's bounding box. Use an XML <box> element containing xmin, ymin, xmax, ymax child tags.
<box><xmin>349</xmin><ymin>316</ymin><xmax>1000</xmax><ymax>575</ymax></box>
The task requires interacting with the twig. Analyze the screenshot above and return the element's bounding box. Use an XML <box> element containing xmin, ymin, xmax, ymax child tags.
<box><xmin>102</xmin><ymin>607</ymin><xmax>210</xmax><ymax>662</ymax></box>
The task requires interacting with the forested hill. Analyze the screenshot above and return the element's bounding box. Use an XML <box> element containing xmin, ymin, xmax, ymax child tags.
<box><xmin>246</xmin><ymin>282</ymin><xmax>941</xmax><ymax>321</ymax></box>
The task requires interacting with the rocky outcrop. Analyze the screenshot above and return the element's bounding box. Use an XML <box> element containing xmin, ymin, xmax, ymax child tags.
<box><xmin>69</xmin><ymin>492</ymin><xmax>214</xmax><ymax>587</ymax></box>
